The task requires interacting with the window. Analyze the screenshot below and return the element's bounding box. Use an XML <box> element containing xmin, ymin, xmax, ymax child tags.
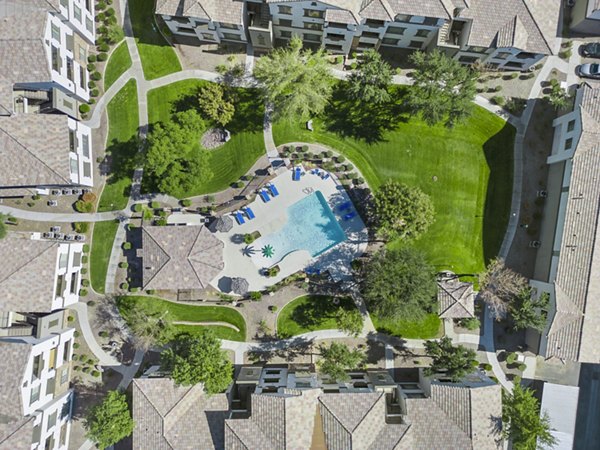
<box><xmin>63</xmin><ymin>340</ymin><xmax>71</xmax><ymax>363</ymax></box>
<box><xmin>56</xmin><ymin>274</ymin><xmax>66</xmax><ymax>297</ymax></box>
<box><xmin>51</xmin><ymin>46</ymin><xmax>61</xmax><ymax>72</ymax></box>
<box><xmin>49</xmin><ymin>319</ymin><xmax>59</xmax><ymax>328</ymax></box>
<box><xmin>201</xmin><ymin>33</ymin><xmax>214</xmax><ymax>40</ymax></box>
<box><xmin>364</xmin><ymin>19</ymin><xmax>384</xmax><ymax>28</ymax></box>
<box><xmin>565</xmin><ymin>138</ymin><xmax>573</xmax><ymax>150</ymax></box>
<box><xmin>381</xmin><ymin>37</ymin><xmax>399</xmax><ymax>46</ymax></box>
<box><xmin>78</xmin><ymin>45</ymin><xmax>86</xmax><ymax>61</ymax></box>
<box><xmin>30</xmin><ymin>384</ymin><xmax>41</xmax><ymax>405</ymax></box>
<box><xmin>408</xmin><ymin>40</ymin><xmax>422</xmax><ymax>49</ymax></box>
<box><xmin>49</xmin><ymin>348</ymin><xmax>57</xmax><ymax>370</ymax></box>
<box><xmin>327</xmin><ymin>22</ymin><xmax>347</xmax><ymax>29</ymax></box>
<box><xmin>386</xmin><ymin>26</ymin><xmax>406</xmax><ymax>35</ymax></box>
<box><xmin>32</xmin><ymin>355</ymin><xmax>43</xmax><ymax>380</ymax></box>
<box><xmin>303</xmin><ymin>33</ymin><xmax>321</xmax><ymax>42</ymax></box>
<box><xmin>280</xmin><ymin>30</ymin><xmax>292</xmax><ymax>38</ymax></box>
<box><xmin>516</xmin><ymin>51</ymin><xmax>536</xmax><ymax>60</ymax></box>
<box><xmin>66</xmin><ymin>57</ymin><xmax>74</xmax><ymax>82</ymax></box>
<box><xmin>44</xmin><ymin>436</ymin><xmax>54</xmax><ymax>450</ymax></box>
<box><xmin>61</xmin><ymin>367</ymin><xmax>69</xmax><ymax>385</ymax></box>
<box><xmin>219</xmin><ymin>22</ymin><xmax>238</xmax><ymax>29</ymax></box>
<box><xmin>567</xmin><ymin>120</ymin><xmax>576</xmax><ymax>132</ymax></box>
<box><xmin>48</xmin><ymin>411</ymin><xmax>57</xmax><ymax>428</ymax></box>
<box><xmin>278</xmin><ymin>5</ymin><xmax>292</xmax><ymax>15</ymax></box>
<box><xmin>66</xmin><ymin>34</ymin><xmax>74</xmax><ymax>52</ymax></box>
<box><xmin>358</xmin><ymin>41</ymin><xmax>375</xmax><ymax>48</ymax></box>
<box><xmin>325</xmin><ymin>44</ymin><xmax>343</xmax><ymax>51</ymax></box>
<box><xmin>83</xmin><ymin>162</ymin><xmax>91</xmax><ymax>178</ymax></box>
<box><xmin>278</xmin><ymin>19</ymin><xmax>292</xmax><ymax>27</ymax></box>
<box><xmin>79</xmin><ymin>67</ymin><xmax>86</xmax><ymax>89</ymax></box>
<box><xmin>51</xmin><ymin>23</ymin><xmax>61</xmax><ymax>42</ymax></box>
<box><xmin>395</xmin><ymin>14</ymin><xmax>411</xmax><ymax>22</ymax></box>
<box><xmin>86</xmin><ymin>17</ymin><xmax>93</xmax><ymax>33</ymax></box>
<box><xmin>85</xmin><ymin>0</ymin><xmax>92</xmax><ymax>11</ymax></box>
<box><xmin>468</xmin><ymin>46</ymin><xmax>487</xmax><ymax>53</ymax></box>
<box><xmin>303</xmin><ymin>9</ymin><xmax>324</xmax><ymax>18</ymax></box>
<box><xmin>68</xmin><ymin>131</ymin><xmax>76</xmax><ymax>153</ymax></box>
<box><xmin>82</xmin><ymin>134</ymin><xmax>89</xmax><ymax>157</ymax></box>
<box><xmin>415</xmin><ymin>29</ymin><xmax>430</xmax><ymax>38</ymax></box>
<box><xmin>326</xmin><ymin>33</ymin><xmax>345</xmax><ymax>41</ymax></box>
<box><xmin>69</xmin><ymin>272</ymin><xmax>79</xmax><ymax>294</ymax></box>
<box><xmin>74</xmin><ymin>5</ymin><xmax>81</xmax><ymax>21</ymax></box>
<box><xmin>361</xmin><ymin>31</ymin><xmax>379</xmax><ymax>39</ymax></box>
<box><xmin>423</xmin><ymin>17</ymin><xmax>438</xmax><ymax>26</ymax></box>
<box><xmin>60</xmin><ymin>0</ymin><xmax>68</xmax><ymax>7</ymax></box>
<box><xmin>59</xmin><ymin>424</ymin><xmax>67</xmax><ymax>446</ymax></box>
<box><xmin>70</xmin><ymin>158</ymin><xmax>79</xmax><ymax>176</ymax></box>
<box><xmin>222</xmin><ymin>33</ymin><xmax>241</xmax><ymax>40</ymax></box>
<box><xmin>304</xmin><ymin>22</ymin><xmax>323</xmax><ymax>31</ymax></box>
<box><xmin>459</xmin><ymin>55</ymin><xmax>479</xmax><ymax>63</ymax></box>
<box><xmin>495</xmin><ymin>51</ymin><xmax>512</xmax><ymax>60</ymax></box>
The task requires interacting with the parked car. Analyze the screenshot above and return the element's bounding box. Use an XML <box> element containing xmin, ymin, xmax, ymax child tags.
<box><xmin>581</xmin><ymin>42</ymin><xmax>600</xmax><ymax>58</ymax></box>
<box><xmin>578</xmin><ymin>63</ymin><xmax>600</xmax><ymax>79</ymax></box>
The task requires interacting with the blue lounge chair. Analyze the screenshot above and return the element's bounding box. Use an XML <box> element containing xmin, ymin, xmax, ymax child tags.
<box><xmin>234</xmin><ymin>211</ymin><xmax>245</xmax><ymax>225</ymax></box>
<box><xmin>259</xmin><ymin>190</ymin><xmax>271</xmax><ymax>202</ymax></box>
<box><xmin>312</xmin><ymin>168</ymin><xmax>320</xmax><ymax>176</ymax></box>
<box><xmin>321</xmin><ymin>172</ymin><xmax>330</xmax><ymax>180</ymax></box>
<box><xmin>293</xmin><ymin>167</ymin><xmax>301</xmax><ymax>181</ymax></box>
<box><xmin>343</xmin><ymin>211</ymin><xmax>357</xmax><ymax>221</ymax></box>
<box><xmin>244</xmin><ymin>207</ymin><xmax>255</xmax><ymax>220</ymax></box>
<box><xmin>338</xmin><ymin>201</ymin><xmax>352</xmax><ymax>212</ymax></box>
<box><xmin>268</xmin><ymin>183</ymin><xmax>280</xmax><ymax>197</ymax></box>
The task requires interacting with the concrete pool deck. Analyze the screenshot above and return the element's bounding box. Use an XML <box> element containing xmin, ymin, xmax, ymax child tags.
<box><xmin>211</xmin><ymin>167</ymin><xmax>369</xmax><ymax>292</ymax></box>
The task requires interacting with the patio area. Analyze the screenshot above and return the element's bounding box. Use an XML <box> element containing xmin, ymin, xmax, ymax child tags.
<box><xmin>212</xmin><ymin>167</ymin><xmax>368</xmax><ymax>292</ymax></box>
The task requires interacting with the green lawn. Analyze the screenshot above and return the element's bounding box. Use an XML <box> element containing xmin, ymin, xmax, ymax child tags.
<box><xmin>129</xmin><ymin>0</ymin><xmax>181</xmax><ymax>80</ymax></box>
<box><xmin>273</xmin><ymin>87</ymin><xmax>514</xmax><ymax>274</ymax></box>
<box><xmin>146</xmin><ymin>79</ymin><xmax>265</xmax><ymax>197</ymax></box>
<box><xmin>90</xmin><ymin>220</ymin><xmax>119</xmax><ymax>294</ymax></box>
<box><xmin>117</xmin><ymin>296</ymin><xmax>247</xmax><ymax>341</ymax></box>
<box><xmin>371</xmin><ymin>313</ymin><xmax>443</xmax><ymax>339</ymax></box>
<box><xmin>104</xmin><ymin>41</ymin><xmax>132</xmax><ymax>90</ymax></box>
<box><xmin>277</xmin><ymin>295</ymin><xmax>356</xmax><ymax>338</ymax></box>
<box><xmin>98</xmin><ymin>79</ymin><xmax>139</xmax><ymax>212</ymax></box>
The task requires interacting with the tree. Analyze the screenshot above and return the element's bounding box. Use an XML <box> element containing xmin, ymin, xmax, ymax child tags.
<box><xmin>546</xmin><ymin>82</ymin><xmax>569</xmax><ymax>111</ymax></box>
<box><xmin>363</xmin><ymin>247</ymin><xmax>437</xmax><ymax>321</ymax></box>
<box><xmin>479</xmin><ymin>258</ymin><xmax>528</xmax><ymax>320</ymax></box>
<box><xmin>371</xmin><ymin>180</ymin><xmax>435</xmax><ymax>241</ymax></box>
<box><xmin>346</xmin><ymin>49</ymin><xmax>393</xmax><ymax>104</ymax></box>
<box><xmin>503</xmin><ymin>384</ymin><xmax>556</xmax><ymax>450</ymax></box>
<box><xmin>145</xmin><ymin>109</ymin><xmax>212</xmax><ymax>197</ymax></box>
<box><xmin>198</xmin><ymin>83</ymin><xmax>235</xmax><ymax>127</ymax></box>
<box><xmin>160</xmin><ymin>331</ymin><xmax>233</xmax><ymax>394</ymax></box>
<box><xmin>106</xmin><ymin>24</ymin><xmax>124</xmax><ymax>44</ymax></box>
<box><xmin>0</xmin><ymin>214</ymin><xmax>6</xmax><ymax>240</ymax></box>
<box><xmin>510</xmin><ymin>290</ymin><xmax>549</xmax><ymax>332</ymax></box>
<box><xmin>254</xmin><ymin>36</ymin><xmax>334</xmax><ymax>119</ymax></box>
<box><xmin>318</xmin><ymin>342</ymin><xmax>366</xmax><ymax>381</ymax></box>
<box><xmin>424</xmin><ymin>336</ymin><xmax>477</xmax><ymax>382</ymax></box>
<box><xmin>407</xmin><ymin>49</ymin><xmax>478</xmax><ymax>127</ymax></box>
<box><xmin>335</xmin><ymin>308</ymin><xmax>363</xmax><ymax>337</ymax></box>
<box><xmin>85</xmin><ymin>390</ymin><xmax>134</xmax><ymax>449</ymax></box>
<box><xmin>119</xmin><ymin>298</ymin><xmax>174</xmax><ymax>350</ymax></box>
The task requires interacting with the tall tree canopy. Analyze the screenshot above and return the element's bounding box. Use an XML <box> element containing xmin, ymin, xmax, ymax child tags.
<box><xmin>363</xmin><ymin>247</ymin><xmax>437</xmax><ymax>321</ymax></box>
<box><xmin>160</xmin><ymin>331</ymin><xmax>233</xmax><ymax>394</ymax></box>
<box><xmin>335</xmin><ymin>307</ymin><xmax>364</xmax><ymax>337</ymax></box>
<box><xmin>85</xmin><ymin>390</ymin><xmax>134</xmax><ymax>449</ymax></box>
<box><xmin>254</xmin><ymin>36</ymin><xmax>334</xmax><ymax>119</ymax></box>
<box><xmin>318</xmin><ymin>342</ymin><xmax>366</xmax><ymax>381</ymax></box>
<box><xmin>198</xmin><ymin>83</ymin><xmax>235</xmax><ymax>127</ymax></box>
<box><xmin>117</xmin><ymin>297</ymin><xmax>173</xmax><ymax>350</ymax></box>
<box><xmin>479</xmin><ymin>258</ymin><xmax>528</xmax><ymax>321</ymax></box>
<box><xmin>424</xmin><ymin>336</ymin><xmax>477</xmax><ymax>382</ymax></box>
<box><xmin>145</xmin><ymin>109</ymin><xmax>212</xmax><ymax>197</ymax></box>
<box><xmin>510</xmin><ymin>290</ymin><xmax>549</xmax><ymax>332</ymax></box>
<box><xmin>346</xmin><ymin>49</ymin><xmax>393</xmax><ymax>104</ymax></box>
<box><xmin>408</xmin><ymin>50</ymin><xmax>477</xmax><ymax>128</ymax></box>
<box><xmin>371</xmin><ymin>180</ymin><xmax>435</xmax><ymax>241</ymax></box>
<box><xmin>503</xmin><ymin>384</ymin><xmax>556</xmax><ymax>450</ymax></box>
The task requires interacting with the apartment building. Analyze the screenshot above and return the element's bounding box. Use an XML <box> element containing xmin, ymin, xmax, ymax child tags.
<box><xmin>132</xmin><ymin>364</ymin><xmax>502</xmax><ymax>449</ymax></box>
<box><xmin>530</xmin><ymin>82</ymin><xmax>600</xmax><ymax>363</ymax></box>
<box><xmin>0</xmin><ymin>234</ymin><xmax>85</xmax><ymax>314</ymax></box>
<box><xmin>0</xmin><ymin>310</ymin><xmax>75</xmax><ymax>450</ymax></box>
<box><xmin>158</xmin><ymin>0</ymin><xmax>560</xmax><ymax>71</ymax></box>
<box><xmin>570</xmin><ymin>0</ymin><xmax>600</xmax><ymax>35</ymax></box>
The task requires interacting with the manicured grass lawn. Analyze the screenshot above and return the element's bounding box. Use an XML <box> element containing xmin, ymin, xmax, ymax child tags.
<box><xmin>371</xmin><ymin>313</ymin><xmax>443</xmax><ymax>339</ymax></box>
<box><xmin>129</xmin><ymin>0</ymin><xmax>181</xmax><ymax>80</ymax></box>
<box><xmin>90</xmin><ymin>220</ymin><xmax>119</xmax><ymax>294</ymax></box>
<box><xmin>118</xmin><ymin>296</ymin><xmax>247</xmax><ymax>341</ymax></box>
<box><xmin>103</xmin><ymin>41</ymin><xmax>132</xmax><ymax>90</ymax></box>
<box><xmin>98</xmin><ymin>79</ymin><xmax>139</xmax><ymax>212</ymax></box>
<box><xmin>273</xmin><ymin>86</ymin><xmax>514</xmax><ymax>274</ymax></box>
<box><xmin>277</xmin><ymin>295</ymin><xmax>356</xmax><ymax>338</ymax></box>
<box><xmin>146</xmin><ymin>79</ymin><xmax>265</xmax><ymax>196</ymax></box>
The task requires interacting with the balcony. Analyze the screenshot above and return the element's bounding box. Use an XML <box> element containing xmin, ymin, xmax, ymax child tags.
<box><xmin>437</xmin><ymin>19</ymin><xmax>470</xmax><ymax>49</ymax></box>
<box><xmin>325</xmin><ymin>33</ymin><xmax>346</xmax><ymax>42</ymax></box>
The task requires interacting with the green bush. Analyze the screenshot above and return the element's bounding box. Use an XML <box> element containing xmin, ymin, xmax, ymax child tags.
<box><xmin>122</xmin><ymin>242</ymin><xmax>132</xmax><ymax>250</ymax></box>
<box><xmin>336</xmin><ymin>155</ymin><xmax>346</xmax><ymax>163</ymax></box>
<box><xmin>104</xmin><ymin>15</ymin><xmax>117</xmax><ymax>25</ymax></box>
<box><xmin>91</xmin><ymin>71</ymin><xmax>102</xmax><ymax>81</ymax></box>
<box><xmin>518</xmin><ymin>363</ymin><xmax>527</xmax><ymax>372</ymax></box>
<box><xmin>96</xmin><ymin>0</ymin><xmax>106</xmax><ymax>8</ymax></box>
<box><xmin>130</xmin><ymin>287</ymin><xmax>140</xmax><ymax>293</ymax></box>
<box><xmin>79</xmin><ymin>104</ymin><xmax>91</xmax><ymax>114</ymax></box>
<box><xmin>506</xmin><ymin>352</ymin><xmax>517</xmax><ymax>365</ymax></box>
<box><xmin>233</xmin><ymin>181</ymin><xmax>244</xmax><ymax>188</ymax></box>
<box><xmin>244</xmin><ymin>233</ymin><xmax>255</xmax><ymax>244</ymax></box>
<box><xmin>73</xmin><ymin>342</ymin><xmax>80</xmax><ymax>349</ymax></box>
<box><xmin>270</xmin><ymin>305</ymin><xmax>278</xmax><ymax>312</ymax></box>
<box><xmin>491</xmin><ymin>95</ymin><xmax>505</xmax><ymax>106</ymax></box>
<box><xmin>79</xmin><ymin>289</ymin><xmax>88</xmax><ymax>296</ymax></box>
<box><xmin>91</xmin><ymin>370</ymin><xmax>101</xmax><ymax>377</ymax></box>
<box><xmin>250</xmin><ymin>291</ymin><xmax>262</xmax><ymax>301</ymax></box>
<box><xmin>133</xmin><ymin>203</ymin><xmax>143</xmax><ymax>213</ymax></box>
<box><xmin>82</xmin><ymin>366</ymin><xmax>90</xmax><ymax>373</ymax></box>
<box><xmin>88</xmin><ymin>80</ymin><xmax>96</xmax><ymax>89</ymax></box>
<box><xmin>74</xmin><ymin>222</ymin><xmax>90</xmax><ymax>233</ymax></box>
<box><xmin>118</xmin><ymin>262</ymin><xmax>129</xmax><ymax>269</ymax></box>
<box><xmin>74</xmin><ymin>330</ymin><xmax>80</xmax><ymax>338</ymax></box>
<box><xmin>510</xmin><ymin>72</ymin><xmax>519</xmax><ymax>79</ymax></box>
<box><xmin>146</xmin><ymin>289</ymin><xmax>156</xmax><ymax>295</ymax></box>
<box><xmin>88</xmin><ymin>98</ymin><xmax>96</xmax><ymax>105</ymax></box>
<box><xmin>81</xmin><ymin>267</ymin><xmax>88</xmax><ymax>274</ymax></box>
<box><xmin>87</xmin><ymin>63</ymin><xmax>96</xmax><ymax>72</ymax></box>
<box><xmin>79</xmin><ymin>354</ymin><xmax>87</xmax><ymax>362</ymax></box>
<box><xmin>483</xmin><ymin>363</ymin><xmax>492</xmax><ymax>371</ymax></box>
<box><xmin>150</xmin><ymin>201</ymin><xmax>160</xmax><ymax>209</ymax></box>
<box><xmin>105</xmin><ymin>7</ymin><xmax>115</xmax><ymax>16</ymax></box>
<box><xmin>7</xmin><ymin>216</ymin><xmax>17</xmax><ymax>224</ymax></box>
<box><xmin>96</xmin><ymin>12</ymin><xmax>105</xmax><ymax>22</ymax></box>
<box><xmin>97</xmin><ymin>52</ymin><xmax>109</xmax><ymax>62</ymax></box>
<box><xmin>120</xmin><ymin>282</ymin><xmax>129</xmax><ymax>290</ymax></box>
<box><xmin>98</xmin><ymin>42</ymin><xmax>110</xmax><ymax>52</ymax></box>
<box><xmin>181</xmin><ymin>199</ymin><xmax>192</xmax><ymax>207</ymax></box>
<box><xmin>559</xmin><ymin>49</ymin><xmax>572</xmax><ymax>60</ymax></box>
<box><xmin>81</xmin><ymin>279</ymin><xmax>90</xmax><ymax>287</ymax></box>
<box><xmin>87</xmin><ymin>300</ymin><xmax>96</xmax><ymax>307</ymax></box>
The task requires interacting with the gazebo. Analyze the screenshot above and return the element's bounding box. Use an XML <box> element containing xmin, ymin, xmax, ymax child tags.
<box><xmin>210</xmin><ymin>215</ymin><xmax>233</xmax><ymax>233</ymax></box>
<box><xmin>231</xmin><ymin>277</ymin><xmax>249</xmax><ymax>296</ymax></box>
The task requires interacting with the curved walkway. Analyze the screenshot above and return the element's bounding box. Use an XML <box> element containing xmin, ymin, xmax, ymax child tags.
<box><xmin>70</xmin><ymin>302</ymin><xmax>120</xmax><ymax>366</ymax></box>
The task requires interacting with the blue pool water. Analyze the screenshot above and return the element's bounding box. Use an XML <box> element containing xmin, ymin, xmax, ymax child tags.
<box><xmin>258</xmin><ymin>191</ymin><xmax>347</xmax><ymax>263</ymax></box>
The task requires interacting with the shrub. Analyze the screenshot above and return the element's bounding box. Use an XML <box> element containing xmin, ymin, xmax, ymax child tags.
<box><xmin>75</xmin><ymin>200</ymin><xmax>94</xmax><ymax>213</ymax></box>
<box><xmin>155</xmin><ymin>217</ymin><xmax>168</xmax><ymax>226</ymax></box>
<box><xmin>83</xmin><ymin>244</ymin><xmax>90</xmax><ymax>253</ymax></box>
<box><xmin>98</xmin><ymin>43</ymin><xmax>110</xmax><ymax>52</ymax></box>
<box><xmin>82</xmin><ymin>191</ymin><xmax>97</xmax><ymax>203</ymax></box>
<box><xmin>120</xmin><ymin>282</ymin><xmax>129</xmax><ymax>290</ymax></box>
<box><xmin>133</xmin><ymin>203</ymin><xmax>143</xmax><ymax>213</ymax></box>
<box><xmin>82</xmin><ymin>366</ymin><xmax>90</xmax><ymax>373</ymax></box>
<box><xmin>494</xmin><ymin>85</ymin><xmax>503</xmax><ymax>92</ymax></box>
<box><xmin>87</xmin><ymin>63</ymin><xmax>96</xmax><ymax>72</ymax></box>
<box><xmin>74</xmin><ymin>330</ymin><xmax>80</xmax><ymax>338</ymax></box>
<box><xmin>91</xmin><ymin>71</ymin><xmax>102</xmax><ymax>80</ymax></box>
<box><xmin>79</xmin><ymin>104</ymin><xmax>91</xmax><ymax>114</ymax></box>
<box><xmin>79</xmin><ymin>289</ymin><xmax>88</xmax><ymax>296</ymax></box>
<box><xmin>336</xmin><ymin>155</ymin><xmax>346</xmax><ymax>163</ymax></box>
<box><xmin>81</xmin><ymin>279</ymin><xmax>90</xmax><ymax>287</ymax></box>
<box><xmin>150</xmin><ymin>201</ymin><xmax>160</xmax><ymax>209</ymax></box>
<box><xmin>510</xmin><ymin>72</ymin><xmax>519</xmax><ymax>79</ymax></box>
<box><xmin>233</xmin><ymin>181</ymin><xmax>244</xmax><ymax>189</ymax></box>
<box><xmin>79</xmin><ymin>354</ymin><xmax>87</xmax><ymax>362</ymax></box>
<box><xmin>27</xmin><ymin>202</ymin><xmax>35</xmax><ymax>208</ymax></box>
<box><xmin>105</xmin><ymin>7</ymin><xmax>115</xmax><ymax>16</ymax></box>
<box><xmin>88</xmin><ymin>98</ymin><xmax>96</xmax><ymax>105</ymax></box>
<box><xmin>74</xmin><ymin>222</ymin><xmax>90</xmax><ymax>233</ymax></box>
<box><xmin>118</xmin><ymin>262</ymin><xmax>129</xmax><ymax>268</ymax></box>
<box><xmin>506</xmin><ymin>352</ymin><xmax>517</xmax><ymax>365</ymax></box>
<box><xmin>122</xmin><ymin>242</ymin><xmax>132</xmax><ymax>250</ymax></box>
<box><xmin>91</xmin><ymin>370</ymin><xmax>101</xmax><ymax>377</ymax></box>
<box><xmin>458</xmin><ymin>317</ymin><xmax>481</xmax><ymax>330</ymax></box>
<box><xmin>83</xmin><ymin>255</ymin><xmax>89</xmax><ymax>264</ymax></box>
<box><xmin>73</xmin><ymin>342</ymin><xmax>80</xmax><ymax>349</ymax></box>
<box><xmin>491</xmin><ymin>95</ymin><xmax>505</xmax><ymax>106</ymax></box>
<box><xmin>350</xmin><ymin>62</ymin><xmax>357</xmax><ymax>70</ymax></box>
<box><xmin>97</xmin><ymin>1</ymin><xmax>106</xmax><ymax>10</ymax></box>
<box><xmin>96</xmin><ymin>12</ymin><xmax>105</xmax><ymax>22</ymax></box>
<box><xmin>127</xmin><ymin>224</ymin><xmax>136</xmax><ymax>230</ymax></box>
<box><xmin>244</xmin><ymin>233</ymin><xmax>255</xmax><ymax>244</ymax></box>
<box><xmin>81</xmin><ymin>267</ymin><xmax>88</xmax><ymax>274</ymax></box>
<box><xmin>97</xmin><ymin>52</ymin><xmax>108</xmax><ymax>62</ymax></box>
<box><xmin>518</xmin><ymin>363</ymin><xmax>527</xmax><ymax>372</ymax></box>
<box><xmin>270</xmin><ymin>305</ymin><xmax>278</xmax><ymax>312</ymax></box>
<box><xmin>104</xmin><ymin>15</ymin><xmax>117</xmax><ymax>25</ymax></box>
<box><xmin>99</xmin><ymin>331</ymin><xmax>109</xmax><ymax>338</ymax></box>
<box><xmin>483</xmin><ymin>363</ymin><xmax>493</xmax><ymax>371</ymax></box>
<box><xmin>559</xmin><ymin>49</ymin><xmax>572</xmax><ymax>59</ymax></box>
<box><xmin>130</xmin><ymin>287</ymin><xmax>140</xmax><ymax>293</ymax></box>
<box><xmin>250</xmin><ymin>291</ymin><xmax>262</xmax><ymax>301</ymax></box>
<box><xmin>7</xmin><ymin>216</ymin><xmax>17</xmax><ymax>224</ymax></box>
<box><xmin>354</xmin><ymin>177</ymin><xmax>364</xmax><ymax>185</ymax></box>
<box><xmin>146</xmin><ymin>289</ymin><xmax>156</xmax><ymax>295</ymax></box>
<box><xmin>87</xmin><ymin>300</ymin><xmax>96</xmax><ymax>306</ymax></box>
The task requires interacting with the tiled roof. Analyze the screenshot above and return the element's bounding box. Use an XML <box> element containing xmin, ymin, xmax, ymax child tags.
<box><xmin>437</xmin><ymin>279</ymin><xmax>475</xmax><ymax>319</ymax></box>
<box><xmin>0</xmin><ymin>234</ymin><xmax>60</xmax><ymax>313</ymax></box>
<box><xmin>132</xmin><ymin>378</ymin><xmax>229</xmax><ymax>450</ymax></box>
<box><xmin>548</xmin><ymin>83</ymin><xmax>600</xmax><ymax>362</ymax></box>
<box><xmin>359</xmin><ymin>0</ymin><xmax>393</xmax><ymax>21</ymax></box>
<box><xmin>0</xmin><ymin>416</ymin><xmax>34</xmax><ymax>450</ymax></box>
<box><xmin>141</xmin><ymin>225</ymin><xmax>224</xmax><ymax>291</ymax></box>
<box><xmin>0</xmin><ymin>342</ymin><xmax>31</xmax><ymax>427</ymax></box>
<box><xmin>0</xmin><ymin>115</ymin><xmax>72</xmax><ymax>188</ymax></box>
<box><xmin>156</xmin><ymin>0</ymin><xmax>244</xmax><ymax>25</ymax></box>
<box><xmin>318</xmin><ymin>391</ymin><xmax>382</xmax><ymax>432</ymax></box>
<box><xmin>387</xmin><ymin>0</ymin><xmax>452</xmax><ymax>18</ymax></box>
<box><xmin>325</xmin><ymin>8</ymin><xmax>358</xmax><ymax>24</ymax></box>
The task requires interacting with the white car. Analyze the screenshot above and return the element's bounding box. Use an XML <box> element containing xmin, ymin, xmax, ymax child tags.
<box><xmin>579</xmin><ymin>63</ymin><xmax>600</xmax><ymax>80</ymax></box>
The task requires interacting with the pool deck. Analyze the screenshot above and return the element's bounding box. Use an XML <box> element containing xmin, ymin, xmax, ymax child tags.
<box><xmin>211</xmin><ymin>167</ymin><xmax>369</xmax><ymax>292</ymax></box>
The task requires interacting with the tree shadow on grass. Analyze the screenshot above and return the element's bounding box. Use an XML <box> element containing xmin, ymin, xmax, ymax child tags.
<box><xmin>323</xmin><ymin>84</ymin><xmax>409</xmax><ymax>144</ymax></box>
<box><xmin>482</xmin><ymin>120</ymin><xmax>517</xmax><ymax>263</ymax></box>
<box><xmin>98</xmin><ymin>137</ymin><xmax>139</xmax><ymax>209</ymax></box>
<box><xmin>289</xmin><ymin>296</ymin><xmax>355</xmax><ymax>329</ymax></box>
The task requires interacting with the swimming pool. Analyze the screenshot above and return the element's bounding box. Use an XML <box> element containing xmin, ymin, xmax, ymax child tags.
<box><xmin>254</xmin><ymin>191</ymin><xmax>347</xmax><ymax>264</ymax></box>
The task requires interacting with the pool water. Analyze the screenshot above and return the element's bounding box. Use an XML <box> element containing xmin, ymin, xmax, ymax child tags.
<box><xmin>255</xmin><ymin>191</ymin><xmax>347</xmax><ymax>263</ymax></box>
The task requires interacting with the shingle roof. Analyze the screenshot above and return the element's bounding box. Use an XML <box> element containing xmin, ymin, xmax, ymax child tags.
<box><xmin>156</xmin><ymin>0</ymin><xmax>244</xmax><ymax>25</ymax></box>
<box><xmin>0</xmin><ymin>416</ymin><xmax>34</xmax><ymax>450</ymax></box>
<box><xmin>318</xmin><ymin>391</ymin><xmax>382</xmax><ymax>432</ymax></box>
<box><xmin>547</xmin><ymin>83</ymin><xmax>600</xmax><ymax>362</ymax></box>
<box><xmin>132</xmin><ymin>378</ymin><xmax>229</xmax><ymax>450</ymax></box>
<box><xmin>141</xmin><ymin>225</ymin><xmax>224</xmax><ymax>291</ymax></box>
<box><xmin>0</xmin><ymin>115</ymin><xmax>73</xmax><ymax>188</ymax></box>
<box><xmin>0</xmin><ymin>342</ymin><xmax>31</xmax><ymax>434</ymax></box>
<box><xmin>325</xmin><ymin>8</ymin><xmax>358</xmax><ymax>24</ymax></box>
<box><xmin>437</xmin><ymin>279</ymin><xmax>475</xmax><ymax>319</ymax></box>
<box><xmin>0</xmin><ymin>234</ymin><xmax>61</xmax><ymax>313</ymax></box>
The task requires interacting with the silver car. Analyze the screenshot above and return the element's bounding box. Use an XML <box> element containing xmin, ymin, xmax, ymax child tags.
<box><xmin>579</xmin><ymin>63</ymin><xmax>600</xmax><ymax>79</ymax></box>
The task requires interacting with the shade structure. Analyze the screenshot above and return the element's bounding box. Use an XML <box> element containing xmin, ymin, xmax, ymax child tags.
<box><xmin>210</xmin><ymin>215</ymin><xmax>233</xmax><ymax>233</ymax></box>
<box><xmin>231</xmin><ymin>277</ymin><xmax>249</xmax><ymax>295</ymax></box>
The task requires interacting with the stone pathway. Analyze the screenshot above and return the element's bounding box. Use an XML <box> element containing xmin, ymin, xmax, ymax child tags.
<box><xmin>69</xmin><ymin>302</ymin><xmax>120</xmax><ymax>366</ymax></box>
